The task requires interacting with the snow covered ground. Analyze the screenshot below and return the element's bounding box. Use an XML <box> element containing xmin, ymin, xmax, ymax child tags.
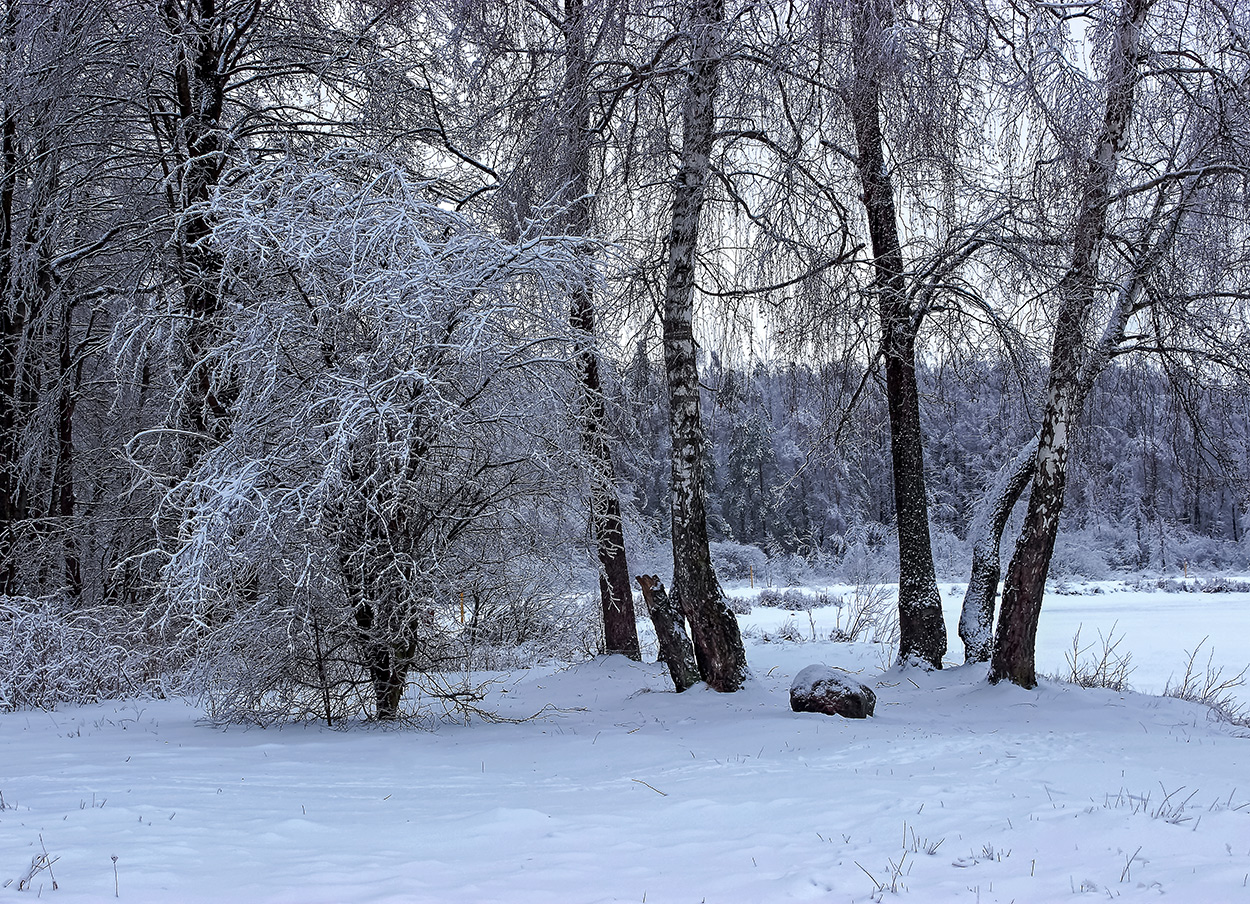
<box><xmin>3</xmin><ymin>581</ymin><xmax>1249</xmax><ymax>903</ymax></box>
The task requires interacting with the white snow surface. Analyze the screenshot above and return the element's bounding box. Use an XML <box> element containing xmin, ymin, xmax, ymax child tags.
<box><xmin>3</xmin><ymin>581</ymin><xmax>1249</xmax><ymax>902</ymax></box>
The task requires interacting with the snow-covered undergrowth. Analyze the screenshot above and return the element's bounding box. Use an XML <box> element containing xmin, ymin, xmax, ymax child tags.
<box><xmin>2</xmin><ymin>584</ymin><xmax>1249</xmax><ymax>902</ymax></box>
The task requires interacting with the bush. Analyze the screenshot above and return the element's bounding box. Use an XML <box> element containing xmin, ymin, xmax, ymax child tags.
<box><xmin>828</xmin><ymin>583</ymin><xmax>898</xmax><ymax>644</ymax></box>
<box><xmin>1124</xmin><ymin>576</ymin><xmax>1250</xmax><ymax>594</ymax></box>
<box><xmin>0</xmin><ymin>596</ymin><xmax>158</xmax><ymax>711</ymax></box>
<box><xmin>757</xmin><ymin>587</ymin><xmax>816</xmax><ymax>609</ymax></box>
<box><xmin>709</xmin><ymin>541</ymin><xmax>769</xmax><ymax>581</ymax></box>
<box><xmin>465</xmin><ymin>590</ymin><xmax>604</xmax><ymax>669</ymax></box>
<box><xmin>1053</xmin><ymin>624</ymin><xmax>1134</xmax><ymax>692</ymax></box>
<box><xmin>1163</xmin><ymin>638</ymin><xmax>1249</xmax><ymax>727</ymax></box>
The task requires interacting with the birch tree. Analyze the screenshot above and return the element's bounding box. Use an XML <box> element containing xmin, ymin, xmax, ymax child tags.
<box><xmin>989</xmin><ymin>0</ymin><xmax>1250</xmax><ymax>685</ymax></box>
<box><xmin>988</xmin><ymin>0</ymin><xmax>1149</xmax><ymax>681</ymax></box>
<box><xmin>661</xmin><ymin>0</ymin><xmax>748</xmax><ymax>692</ymax></box>
<box><xmin>447</xmin><ymin>0</ymin><xmax>642</xmax><ymax>659</ymax></box>
<box><xmin>840</xmin><ymin>0</ymin><xmax>948</xmax><ymax>667</ymax></box>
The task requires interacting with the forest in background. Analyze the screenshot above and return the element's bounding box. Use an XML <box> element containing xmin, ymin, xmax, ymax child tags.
<box><xmin>1</xmin><ymin>0</ymin><xmax>1248</xmax><ymax>720</ymax></box>
<box><xmin>622</xmin><ymin>350</ymin><xmax>1250</xmax><ymax>581</ymax></box>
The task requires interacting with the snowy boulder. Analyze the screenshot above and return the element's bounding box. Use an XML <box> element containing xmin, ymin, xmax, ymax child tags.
<box><xmin>789</xmin><ymin>665</ymin><xmax>876</xmax><ymax>718</ymax></box>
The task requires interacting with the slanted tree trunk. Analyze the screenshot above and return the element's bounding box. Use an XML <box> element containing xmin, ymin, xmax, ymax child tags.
<box><xmin>959</xmin><ymin>437</ymin><xmax>1035</xmax><ymax>661</ymax></box>
<box><xmin>964</xmin><ymin>169</ymin><xmax>1193</xmax><ymax>662</ymax></box>
<box><xmin>636</xmin><ymin>575</ymin><xmax>699</xmax><ymax>692</ymax></box>
<box><xmin>562</xmin><ymin>0</ymin><xmax>640</xmax><ymax>660</ymax></box>
<box><xmin>990</xmin><ymin>0</ymin><xmax>1150</xmax><ymax>688</ymax></box>
<box><xmin>846</xmin><ymin>0</ymin><xmax>945</xmax><ymax>668</ymax></box>
<box><xmin>661</xmin><ymin>0</ymin><xmax>747</xmax><ymax>692</ymax></box>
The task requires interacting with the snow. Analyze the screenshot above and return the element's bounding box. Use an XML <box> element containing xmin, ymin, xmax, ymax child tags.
<box><xmin>3</xmin><ymin>582</ymin><xmax>1249</xmax><ymax>902</ymax></box>
<box><xmin>791</xmin><ymin>664</ymin><xmax>862</xmax><ymax>697</ymax></box>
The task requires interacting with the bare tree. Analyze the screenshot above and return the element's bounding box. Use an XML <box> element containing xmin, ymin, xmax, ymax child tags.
<box><xmin>0</xmin><ymin>2</ymin><xmax>130</xmax><ymax>598</ymax></box>
<box><xmin>841</xmin><ymin>0</ymin><xmax>948</xmax><ymax>667</ymax></box>
<box><xmin>990</xmin><ymin>0</ymin><xmax>1211</xmax><ymax>686</ymax></box>
<box><xmin>560</xmin><ymin>0</ymin><xmax>643</xmax><ymax>661</ymax></box>
<box><xmin>661</xmin><ymin>0</ymin><xmax>748</xmax><ymax>692</ymax></box>
<box><xmin>393</xmin><ymin>0</ymin><xmax>646</xmax><ymax>660</ymax></box>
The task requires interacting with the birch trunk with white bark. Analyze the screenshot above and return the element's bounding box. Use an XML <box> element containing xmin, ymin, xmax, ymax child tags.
<box><xmin>990</xmin><ymin>0</ymin><xmax>1152</xmax><ymax>687</ymax></box>
<box><xmin>963</xmin><ymin>172</ymin><xmax>1192</xmax><ymax>662</ymax></box>
<box><xmin>959</xmin><ymin>437</ymin><xmax>1035</xmax><ymax>662</ymax></box>
<box><xmin>661</xmin><ymin>0</ymin><xmax>747</xmax><ymax>692</ymax></box>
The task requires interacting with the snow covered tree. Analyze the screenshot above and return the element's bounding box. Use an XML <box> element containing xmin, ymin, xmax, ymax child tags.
<box><xmin>0</xmin><ymin>1</ymin><xmax>131</xmax><ymax>599</ymax></box>
<box><xmin>155</xmin><ymin>152</ymin><xmax>589</xmax><ymax>722</ymax></box>
<box><xmin>990</xmin><ymin>0</ymin><xmax>1250</xmax><ymax>685</ymax></box>
<box><xmin>840</xmin><ymin>0</ymin><xmax>949</xmax><ymax>667</ymax></box>
<box><xmin>660</xmin><ymin>0</ymin><xmax>748</xmax><ymax>692</ymax></box>
<box><xmin>446</xmin><ymin>0</ymin><xmax>642</xmax><ymax>659</ymax></box>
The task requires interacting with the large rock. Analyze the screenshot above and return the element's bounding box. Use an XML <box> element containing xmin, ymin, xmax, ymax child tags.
<box><xmin>790</xmin><ymin>665</ymin><xmax>876</xmax><ymax>718</ymax></box>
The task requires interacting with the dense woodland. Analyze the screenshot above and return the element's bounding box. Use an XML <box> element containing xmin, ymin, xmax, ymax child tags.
<box><xmin>627</xmin><ymin>353</ymin><xmax>1250</xmax><ymax>570</ymax></box>
<box><xmin>1</xmin><ymin>0</ymin><xmax>1248</xmax><ymax>720</ymax></box>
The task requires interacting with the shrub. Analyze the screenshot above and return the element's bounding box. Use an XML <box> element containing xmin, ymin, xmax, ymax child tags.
<box><xmin>709</xmin><ymin>541</ymin><xmax>768</xmax><ymax>581</ymax></box>
<box><xmin>1054</xmin><ymin>623</ymin><xmax>1134</xmax><ymax>692</ymax></box>
<box><xmin>1163</xmin><ymin>638</ymin><xmax>1249</xmax><ymax>727</ymax></box>
<box><xmin>0</xmin><ymin>596</ymin><xmax>158</xmax><ymax>711</ymax></box>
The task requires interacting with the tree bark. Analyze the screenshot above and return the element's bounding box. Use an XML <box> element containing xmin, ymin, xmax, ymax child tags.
<box><xmin>344</xmin><ymin>541</ymin><xmax>415</xmax><ymax>722</ymax></box>
<box><xmin>50</xmin><ymin>294</ymin><xmax>82</xmax><ymax>598</ymax></box>
<box><xmin>847</xmin><ymin>0</ymin><xmax>945</xmax><ymax>668</ymax></box>
<box><xmin>661</xmin><ymin>0</ymin><xmax>747</xmax><ymax>692</ymax></box>
<box><xmin>990</xmin><ymin>0</ymin><xmax>1151</xmax><ymax>688</ymax></box>
<box><xmin>964</xmin><ymin>170</ymin><xmax>1192</xmax><ymax>662</ymax></box>
<box><xmin>562</xmin><ymin>0</ymin><xmax>640</xmax><ymax>660</ymax></box>
<box><xmin>959</xmin><ymin>436</ymin><xmax>1035</xmax><ymax>661</ymax></box>
<box><xmin>636</xmin><ymin>575</ymin><xmax>700</xmax><ymax>692</ymax></box>
<box><xmin>0</xmin><ymin>71</ymin><xmax>22</xmax><ymax>597</ymax></box>
<box><xmin>157</xmin><ymin>0</ymin><xmax>235</xmax><ymax>448</ymax></box>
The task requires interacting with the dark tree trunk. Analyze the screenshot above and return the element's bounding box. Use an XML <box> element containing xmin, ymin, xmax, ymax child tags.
<box><xmin>50</xmin><ymin>295</ymin><xmax>82</xmax><ymax>598</ymax></box>
<box><xmin>660</xmin><ymin>0</ymin><xmax>748</xmax><ymax>692</ymax></box>
<box><xmin>157</xmin><ymin>1</ymin><xmax>235</xmax><ymax>448</ymax></box>
<box><xmin>636</xmin><ymin>575</ymin><xmax>700</xmax><ymax>692</ymax></box>
<box><xmin>369</xmin><ymin>646</ymin><xmax>411</xmax><ymax>722</ymax></box>
<box><xmin>847</xmin><ymin>0</ymin><xmax>945</xmax><ymax>668</ymax></box>
<box><xmin>563</xmin><ymin>0</ymin><xmax>640</xmax><ymax>660</ymax></box>
<box><xmin>344</xmin><ymin>551</ymin><xmax>414</xmax><ymax>722</ymax></box>
<box><xmin>991</xmin><ymin>0</ymin><xmax>1150</xmax><ymax>688</ymax></box>
<box><xmin>0</xmin><ymin>52</ymin><xmax>23</xmax><ymax>596</ymax></box>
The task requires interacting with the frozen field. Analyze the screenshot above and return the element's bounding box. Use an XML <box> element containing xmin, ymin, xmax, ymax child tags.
<box><xmin>2</xmin><ymin>581</ymin><xmax>1248</xmax><ymax>903</ymax></box>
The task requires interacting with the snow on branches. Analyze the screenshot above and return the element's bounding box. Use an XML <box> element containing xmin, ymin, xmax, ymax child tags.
<box><xmin>156</xmin><ymin>151</ymin><xmax>592</xmax><ymax>723</ymax></box>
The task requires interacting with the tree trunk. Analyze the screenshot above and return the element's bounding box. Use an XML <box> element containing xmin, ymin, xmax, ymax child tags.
<box><xmin>636</xmin><ymin>575</ymin><xmax>700</xmax><ymax>692</ymax></box>
<box><xmin>990</xmin><ymin>0</ymin><xmax>1150</xmax><ymax>688</ymax></box>
<box><xmin>965</xmin><ymin>167</ymin><xmax>1191</xmax><ymax>662</ymax></box>
<box><xmin>50</xmin><ymin>294</ymin><xmax>82</xmax><ymax>598</ymax></box>
<box><xmin>0</xmin><ymin>51</ymin><xmax>23</xmax><ymax>596</ymax></box>
<box><xmin>157</xmin><ymin>1</ymin><xmax>233</xmax><ymax>449</ymax></box>
<box><xmin>345</xmin><ymin>551</ymin><xmax>413</xmax><ymax>722</ymax></box>
<box><xmin>847</xmin><ymin>0</ymin><xmax>945</xmax><ymax>668</ymax></box>
<box><xmin>562</xmin><ymin>0</ymin><xmax>640</xmax><ymax>660</ymax></box>
<box><xmin>959</xmin><ymin>436</ymin><xmax>1035</xmax><ymax>661</ymax></box>
<box><xmin>661</xmin><ymin>0</ymin><xmax>747</xmax><ymax>692</ymax></box>
<box><xmin>370</xmin><ymin>646</ymin><xmax>410</xmax><ymax>722</ymax></box>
